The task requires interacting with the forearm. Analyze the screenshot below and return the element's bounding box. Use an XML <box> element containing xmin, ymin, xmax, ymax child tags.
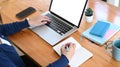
<box><xmin>47</xmin><ymin>54</ymin><xmax>69</xmax><ymax>67</ymax></box>
<box><xmin>0</xmin><ymin>19</ymin><xmax>30</xmax><ymax>36</ymax></box>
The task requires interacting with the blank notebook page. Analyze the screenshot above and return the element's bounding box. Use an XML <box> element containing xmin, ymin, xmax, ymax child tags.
<box><xmin>53</xmin><ymin>37</ymin><xmax>93</xmax><ymax>67</ymax></box>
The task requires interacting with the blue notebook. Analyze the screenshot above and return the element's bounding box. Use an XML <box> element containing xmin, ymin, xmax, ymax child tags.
<box><xmin>82</xmin><ymin>21</ymin><xmax>120</xmax><ymax>45</ymax></box>
<box><xmin>89</xmin><ymin>21</ymin><xmax>110</xmax><ymax>37</ymax></box>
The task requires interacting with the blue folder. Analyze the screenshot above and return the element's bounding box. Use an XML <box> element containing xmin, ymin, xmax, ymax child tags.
<box><xmin>89</xmin><ymin>21</ymin><xmax>110</xmax><ymax>37</ymax></box>
<box><xmin>82</xmin><ymin>20</ymin><xmax>120</xmax><ymax>45</ymax></box>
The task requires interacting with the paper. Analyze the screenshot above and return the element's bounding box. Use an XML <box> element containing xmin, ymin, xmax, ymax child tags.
<box><xmin>53</xmin><ymin>37</ymin><xmax>93</xmax><ymax>67</ymax></box>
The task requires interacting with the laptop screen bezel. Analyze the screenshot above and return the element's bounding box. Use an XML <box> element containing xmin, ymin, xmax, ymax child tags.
<box><xmin>49</xmin><ymin>0</ymin><xmax>88</xmax><ymax>28</ymax></box>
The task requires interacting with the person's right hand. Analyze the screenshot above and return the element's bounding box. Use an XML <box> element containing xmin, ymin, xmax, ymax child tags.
<box><xmin>61</xmin><ymin>42</ymin><xmax>76</xmax><ymax>61</ymax></box>
<box><xmin>28</xmin><ymin>15</ymin><xmax>51</xmax><ymax>27</ymax></box>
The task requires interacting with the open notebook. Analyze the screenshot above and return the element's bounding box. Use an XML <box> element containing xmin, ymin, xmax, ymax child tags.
<box><xmin>53</xmin><ymin>37</ymin><xmax>93</xmax><ymax>67</ymax></box>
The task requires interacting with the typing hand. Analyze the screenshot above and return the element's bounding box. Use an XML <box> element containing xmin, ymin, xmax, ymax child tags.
<box><xmin>28</xmin><ymin>15</ymin><xmax>51</xmax><ymax>27</ymax></box>
<box><xmin>61</xmin><ymin>42</ymin><xmax>76</xmax><ymax>61</ymax></box>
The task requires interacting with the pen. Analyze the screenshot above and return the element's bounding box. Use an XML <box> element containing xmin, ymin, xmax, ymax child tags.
<box><xmin>66</xmin><ymin>46</ymin><xmax>69</xmax><ymax>52</ymax></box>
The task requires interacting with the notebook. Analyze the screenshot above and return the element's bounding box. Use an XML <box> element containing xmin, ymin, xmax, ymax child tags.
<box><xmin>29</xmin><ymin>0</ymin><xmax>88</xmax><ymax>46</ymax></box>
<box><xmin>53</xmin><ymin>37</ymin><xmax>93</xmax><ymax>67</ymax></box>
<box><xmin>82</xmin><ymin>20</ymin><xmax>120</xmax><ymax>45</ymax></box>
<box><xmin>90</xmin><ymin>21</ymin><xmax>110</xmax><ymax>37</ymax></box>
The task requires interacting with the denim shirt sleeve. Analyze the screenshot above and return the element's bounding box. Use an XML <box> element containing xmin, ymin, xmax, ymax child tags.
<box><xmin>0</xmin><ymin>19</ymin><xmax>30</xmax><ymax>36</ymax></box>
<box><xmin>47</xmin><ymin>54</ymin><xmax>69</xmax><ymax>67</ymax></box>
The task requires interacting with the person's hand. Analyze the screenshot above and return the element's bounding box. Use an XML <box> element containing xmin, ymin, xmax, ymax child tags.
<box><xmin>28</xmin><ymin>15</ymin><xmax>51</xmax><ymax>27</ymax></box>
<box><xmin>61</xmin><ymin>42</ymin><xmax>76</xmax><ymax>61</ymax></box>
<box><xmin>0</xmin><ymin>7</ymin><xmax>1</xmax><ymax>12</ymax></box>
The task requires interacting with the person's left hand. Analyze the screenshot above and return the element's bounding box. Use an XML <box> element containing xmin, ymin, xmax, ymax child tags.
<box><xmin>28</xmin><ymin>15</ymin><xmax>51</xmax><ymax>27</ymax></box>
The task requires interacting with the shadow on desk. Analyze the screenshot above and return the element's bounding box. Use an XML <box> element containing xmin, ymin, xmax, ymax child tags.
<box><xmin>21</xmin><ymin>55</ymin><xmax>41</xmax><ymax>67</ymax></box>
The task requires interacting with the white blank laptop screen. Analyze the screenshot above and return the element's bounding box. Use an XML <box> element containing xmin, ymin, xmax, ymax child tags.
<box><xmin>50</xmin><ymin>0</ymin><xmax>87</xmax><ymax>26</ymax></box>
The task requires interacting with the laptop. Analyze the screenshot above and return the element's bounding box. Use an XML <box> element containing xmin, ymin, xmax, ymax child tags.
<box><xmin>30</xmin><ymin>0</ymin><xmax>88</xmax><ymax>46</ymax></box>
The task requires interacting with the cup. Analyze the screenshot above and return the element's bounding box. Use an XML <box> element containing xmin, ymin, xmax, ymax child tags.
<box><xmin>106</xmin><ymin>39</ymin><xmax>120</xmax><ymax>61</ymax></box>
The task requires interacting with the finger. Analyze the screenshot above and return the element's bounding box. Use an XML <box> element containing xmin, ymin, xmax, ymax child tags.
<box><xmin>40</xmin><ymin>22</ymin><xmax>48</xmax><ymax>25</ymax></box>
<box><xmin>61</xmin><ymin>42</ymin><xmax>74</xmax><ymax>50</ymax></box>
<box><xmin>43</xmin><ymin>16</ymin><xmax>50</xmax><ymax>19</ymax></box>
<box><xmin>61</xmin><ymin>44</ymin><xmax>66</xmax><ymax>51</ymax></box>
<box><xmin>62</xmin><ymin>44</ymin><xmax>67</xmax><ymax>49</ymax></box>
<box><xmin>41</xmin><ymin>20</ymin><xmax>50</xmax><ymax>24</ymax></box>
<box><xmin>42</xmin><ymin>18</ymin><xmax>51</xmax><ymax>22</ymax></box>
<box><xmin>69</xmin><ymin>43</ymin><xmax>76</xmax><ymax>49</ymax></box>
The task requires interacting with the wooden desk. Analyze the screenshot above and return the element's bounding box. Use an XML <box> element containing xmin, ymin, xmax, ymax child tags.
<box><xmin>1</xmin><ymin>0</ymin><xmax>120</xmax><ymax>67</ymax></box>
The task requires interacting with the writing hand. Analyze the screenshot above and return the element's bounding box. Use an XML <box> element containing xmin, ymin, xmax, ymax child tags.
<box><xmin>61</xmin><ymin>42</ymin><xmax>76</xmax><ymax>61</ymax></box>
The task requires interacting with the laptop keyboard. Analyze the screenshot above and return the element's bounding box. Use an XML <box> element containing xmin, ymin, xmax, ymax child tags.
<box><xmin>46</xmin><ymin>13</ymin><xmax>73</xmax><ymax>35</ymax></box>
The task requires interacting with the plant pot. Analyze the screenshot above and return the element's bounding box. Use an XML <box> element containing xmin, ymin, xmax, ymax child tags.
<box><xmin>85</xmin><ymin>15</ymin><xmax>93</xmax><ymax>23</ymax></box>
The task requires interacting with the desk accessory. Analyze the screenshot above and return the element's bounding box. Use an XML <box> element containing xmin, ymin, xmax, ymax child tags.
<box><xmin>89</xmin><ymin>21</ymin><xmax>110</xmax><ymax>37</ymax></box>
<box><xmin>16</xmin><ymin>7</ymin><xmax>36</xmax><ymax>19</ymax></box>
<box><xmin>106</xmin><ymin>39</ymin><xmax>120</xmax><ymax>61</ymax></box>
<box><xmin>82</xmin><ymin>20</ymin><xmax>120</xmax><ymax>45</ymax></box>
<box><xmin>53</xmin><ymin>37</ymin><xmax>93</xmax><ymax>67</ymax></box>
<box><xmin>85</xmin><ymin>8</ymin><xmax>93</xmax><ymax>23</ymax></box>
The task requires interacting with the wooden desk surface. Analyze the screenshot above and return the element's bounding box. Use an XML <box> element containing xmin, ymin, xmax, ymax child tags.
<box><xmin>1</xmin><ymin>0</ymin><xmax>120</xmax><ymax>67</ymax></box>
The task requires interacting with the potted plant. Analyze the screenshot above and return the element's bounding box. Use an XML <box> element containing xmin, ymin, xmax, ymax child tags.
<box><xmin>85</xmin><ymin>8</ymin><xmax>93</xmax><ymax>23</ymax></box>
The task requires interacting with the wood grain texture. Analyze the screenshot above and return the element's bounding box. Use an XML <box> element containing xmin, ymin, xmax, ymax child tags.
<box><xmin>1</xmin><ymin>0</ymin><xmax>120</xmax><ymax>67</ymax></box>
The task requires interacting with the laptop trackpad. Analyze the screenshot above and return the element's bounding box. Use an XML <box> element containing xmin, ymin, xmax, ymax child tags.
<box><xmin>30</xmin><ymin>25</ymin><xmax>63</xmax><ymax>46</ymax></box>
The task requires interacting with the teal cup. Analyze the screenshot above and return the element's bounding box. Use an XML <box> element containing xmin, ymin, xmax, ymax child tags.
<box><xmin>112</xmin><ymin>39</ymin><xmax>120</xmax><ymax>61</ymax></box>
<box><xmin>106</xmin><ymin>39</ymin><xmax>120</xmax><ymax>61</ymax></box>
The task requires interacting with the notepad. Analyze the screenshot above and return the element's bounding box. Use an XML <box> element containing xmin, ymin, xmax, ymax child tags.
<box><xmin>82</xmin><ymin>20</ymin><xmax>120</xmax><ymax>45</ymax></box>
<box><xmin>90</xmin><ymin>21</ymin><xmax>110</xmax><ymax>37</ymax></box>
<box><xmin>53</xmin><ymin>37</ymin><xmax>93</xmax><ymax>67</ymax></box>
